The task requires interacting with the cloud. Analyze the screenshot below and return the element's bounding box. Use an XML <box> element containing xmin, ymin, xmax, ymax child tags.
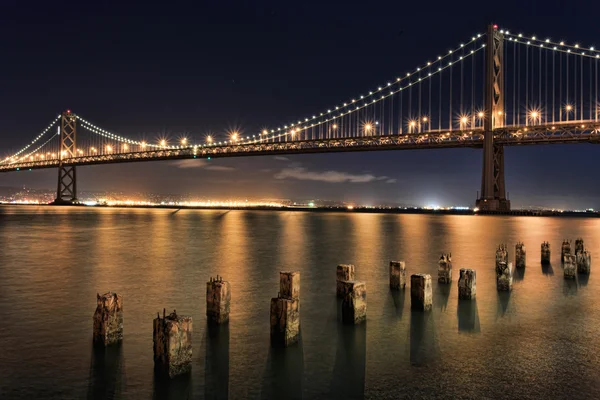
<box><xmin>205</xmin><ymin>165</ymin><xmax>235</xmax><ymax>171</ymax></box>
<box><xmin>171</xmin><ymin>159</ymin><xmax>235</xmax><ymax>171</ymax></box>
<box><xmin>385</xmin><ymin>178</ymin><xmax>397</xmax><ymax>184</ymax></box>
<box><xmin>274</xmin><ymin>167</ymin><xmax>388</xmax><ymax>183</ymax></box>
<box><xmin>274</xmin><ymin>156</ymin><xmax>290</xmax><ymax>161</ymax></box>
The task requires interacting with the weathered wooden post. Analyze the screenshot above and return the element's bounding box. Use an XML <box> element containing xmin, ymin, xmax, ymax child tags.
<box><xmin>495</xmin><ymin>244</ymin><xmax>508</xmax><ymax>269</ymax></box>
<box><xmin>575</xmin><ymin>238</ymin><xmax>584</xmax><ymax>255</ymax></box>
<box><xmin>496</xmin><ymin>262</ymin><xmax>513</xmax><ymax>291</ymax></box>
<box><xmin>438</xmin><ymin>253</ymin><xmax>452</xmax><ymax>283</ymax></box>
<box><xmin>515</xmin><ymin>242</ymin><xmax>526</xmax><ymax>268</ymax></box>
<box><xmin>563</xmin><ymin>254</ymin><xmax>576</xmax><ymax>279</ymax></box>
<box><xmin>561</xmin><ymin>240</ymin><xmax>572</xmax><ymax>262</ymax></box>
<box><xmin>336</xmin><ymin>264</ymin><xmax>355</xmax><ymax>297</ymax></box>
<box><xmin>576</xmin><ymin>250</ymin><xmax>591</xmax><ymax>274</ymax></box>
<box><xmin>541</xmin><ymin>242</ymin><xmax>551</xmax><ymax>265</ymax></box>
<box><xmin>341</xmin><ymin>281</ymin><xmax>367</xmax><ymax>324</ymax></box>
<box><xmin>270</xmin><ymin>272</ymin><xmax>301</xmax><ymax>347</ymax></box>
<box><xmin>93</xmin><ymin>292</ymin><xmax>123</xmax><ymax>346</ymax></box>
<box><xmin>389</xmin><ymin>261</ymin><xmax>406</xmax><ymax>290</ymax></box>
<box><xmin>153</xmin><ymin>309</ymin><xmax>193</xmax><ymax>377</ymax></box>
<box><xmin>206</xmin><ymin>276</ymin><xmax>231</xmax><ymax>324</ymax></box>
<box><xmin>280</xmin><ymin>271</ymin><xmax>300</xmax><ymax>300</ymax></box>
<box><xmin>410</xmin><ymin>274</ymin><xmax>432</xmax><ymax>311</ymax></box>
<box><xmin>458</xmin><ymin>269</ymin><xmax>476</xmax><ymax>299</ymax></box>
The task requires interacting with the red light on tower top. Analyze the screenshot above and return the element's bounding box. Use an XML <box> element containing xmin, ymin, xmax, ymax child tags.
<box><xmin>66</xmin><ymin>109</ymin><xmax>71</xmax><ymax>114</ymax></box>
<box><xmin>493</xmin><ymin>24</ymin><xmax>498</xmax><ymax>29</ymax></box>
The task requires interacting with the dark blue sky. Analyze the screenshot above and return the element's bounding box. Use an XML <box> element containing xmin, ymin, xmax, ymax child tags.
<box><xmin>0</xmin><ymin>0</ymin><xmax>598</xmax><ymax>208</ymax></box>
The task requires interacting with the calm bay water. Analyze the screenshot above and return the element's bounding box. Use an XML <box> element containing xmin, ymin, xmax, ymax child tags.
<box><xmin>0</xmin><ymin>206</ymin><xmax>599</xmax><ymax>399</ymax></box>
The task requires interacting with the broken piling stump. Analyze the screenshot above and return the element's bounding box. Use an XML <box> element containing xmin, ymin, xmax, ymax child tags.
<box><xmin>576</xmin><ymin>250</ymin><xmax>591</xmax><ymax>274</ymax></box>
<box><xmin>336</xmin><ymin>264</ymin><xmax>355</xmax><ymax>297</ymax></box>
<box><xmin>496</xmin><ymin>244</ymin><xmax>508</xmax><ymax>269</ymax></box>
<box><xmin>458</xmin><ymin>269</ymin><xmax>476</xmax><ymax>300</ymax></box>
<box><xmin>206</xmin><ymin>276</ymin><xmax>231</xmax><ymax>324</ymax></box>
<box><xmin>561</xmin><ymin>240</ymin><xmax>572</xmax><ymax>262</ymax></box>
<box><xmin>410</xmin><ymin>274</ymin><xmax>432</xmax><ymax>311</ymax></box>
<box><xmin>93</xmin><ymin>292</ymin><xmax>123</xmax><ymax>346</ymax></box>
<box><xmin>389</xmin><ymin>261</ymin><xmax>406</xmax><ymax>290</ymax></box>
<box><xmin>341</xmin><ymin>281</ymin><xmax>367</xmax><ymax>324</ymax></box>
<box><xmin>280</xmin><ymin>271</ymin><xmax>300</xmax><ymax>300</ymax></box>
<box><xmin>564</xmin><ymin>254</ymin><xmax>577</xmax><ymax>279</ymax></box>
<box><xmin>438</xmin><ymin>253</ymin><xmax>452</xmax><ymax>283</ymax></box>
<box><xmin>515</xmin><ymin>242</ymin><xmax>526</xmax><ymax>268</ymax></box>
<box><xmin>496</xmin><ymin>262</ymin><xmax>513</xmax><ymax>291</ymax></box>
<box><xmin>270</xmin><ymin>271</ymin><xmax>301</xmax><ymax>347</ymax></box>
<box><xmin>541</xmin><ymin>242</ymin><xmax>551</xmax><ymax>265</ymax></box>
<box><xmin>575</xmin><ymin>238</ymin><xmax>585</xmax><ymax>255</ymax></box>
<box><xmin>270</xmin><ymin>298</ymin><xmax>300</xmax><ymax>347</ymax></box>
<box><xmin>153</xmin><ymin>309</ymin><xmax>193</xmax><ymax>377</ymax></box>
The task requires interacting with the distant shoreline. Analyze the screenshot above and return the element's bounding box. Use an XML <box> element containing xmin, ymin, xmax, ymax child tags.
<box><xmin>1</xmin><ymin>202</ymin><xmax>598</xmax><ymax>217</ymax></box>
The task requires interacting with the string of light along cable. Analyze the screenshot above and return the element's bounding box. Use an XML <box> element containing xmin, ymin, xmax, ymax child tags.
<box><xmin>80</xmin><ymin>120</ymin><xmax>237</xmax><ymax>150</ymax></box>
<box><xmin>1</xmin><ymin>116</ymin><xmax>61</xmax><ymax>163</ymax></box>
<box><xmin>503</xmin><ymin>30</ymin><xmax>600</xmax><ymax>59</ymax></box>
<box><xmin>18</xmin><ymin>133</ymin><xmax>60</xmax><ymax>162</ymax></box>
<box><xmin>77</xmin><ymin>116</ymin><xmax>162</xmax><ymax>148</ymax></box>
<box><xmin>242</xmin><ymin>32</ymin><xmax>487</xmax><ymax>144</ymax></box>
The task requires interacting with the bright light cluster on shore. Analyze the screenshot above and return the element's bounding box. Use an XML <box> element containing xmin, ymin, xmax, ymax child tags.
<box><xmin>85</xmin><ymin>199</ymin><xmax>287</xmax><ymax>208</ymax></box>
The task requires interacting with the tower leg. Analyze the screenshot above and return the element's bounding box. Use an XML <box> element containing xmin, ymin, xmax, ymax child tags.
<box><xmin>475</xmin><ymin>24</ymin><xmax>510</xmax><ymax>212</ymax></box>
<box><xmin>53</xmin><ymin>110</ymin><xmax>78</xmax><ymax>205</ymax></box>
<box><xmin>55</xmin><ymin>165</ymin><xmax>77</xmax><ymax>204</ymax></box>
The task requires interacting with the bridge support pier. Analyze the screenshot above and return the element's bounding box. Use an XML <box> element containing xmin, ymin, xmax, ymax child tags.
<box><xmin>475</xmin><ymin>24</ymin><xmax>510</xmax><ymax>212</ymax></box>
<box><xmin>54</xmin><ymin>110</ymin><xmax>78</xmax><ymax>204</ymax></box>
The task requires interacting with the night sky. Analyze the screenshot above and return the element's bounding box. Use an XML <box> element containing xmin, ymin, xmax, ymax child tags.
<box><xmin>1</xmin><ymin>0</ymin><xmax>599</xmax><ymax>208</ymax></box>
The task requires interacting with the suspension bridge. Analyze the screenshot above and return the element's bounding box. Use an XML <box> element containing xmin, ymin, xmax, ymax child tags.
<box><xmin>1</xmin><ymin>25</ymin><xmax>599</xmax><ymax>210</ymax></box>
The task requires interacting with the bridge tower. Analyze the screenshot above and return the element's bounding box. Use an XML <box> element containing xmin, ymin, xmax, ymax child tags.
<box><xmin>54</xmin><ymin>110</ymin><xmax>77</xmax><ymax>204</ymax></box>
<box><xmin>476</xmin><ymin>24</ymin><xmax>510</xmax><ymax>212</ymax></box>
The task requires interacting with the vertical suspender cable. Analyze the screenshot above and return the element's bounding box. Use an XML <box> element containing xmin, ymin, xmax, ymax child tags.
<box><xmin>513</xmin><ymin>41</ymin><xmax>516</xmax><ymax>126</ymax></box>
<box><xmin>567</xmin><ymin>52</ymin><xmax>570</xmax><ymax>120</ymax></box>
<box><xmin>590</xmin><ymin>56</ymin><xmax>593</xmax><ymax>121</ymax></box>
<box><xmin>560</xmin><ymin>51</ymin><xmax>563</xmax><ymax>122</ymax></box>
<box><xmin>581</xmin><ymin>53</ymin><xmax>584</xmax><ymax>120</ymax></box>
<box><xmin>439</xmin><ymin>68</ymin><xmax>442</xmax><ymax>130</ymax></box>
<box><xmin>449</xmin><ymin>56</ymin><xmax>453</xmax><ymax>130</ymax></box>
<box><xmin>399</xmin><ymin>88</ymin><xmax>403</xmax><ymax>134</ymax></box>
<box><xmin>517</xmin><ymin>43</ymin><xmax>521</xmax><ymax>126</ymax></box>
<box><xmin>526</xmin><ymin>43</ymin><xmax>529</xmax><ymax>124</ymax></box>
<box><xmin>418</xmin><ymin>72</ymin><xmax>422</xmax><ymax>132</ymax></box>
<box><xmin>539</xmin><ymin>45</ymin><xmax>542</xmax><ymax>112</ymax></box>
<box><xmin>428</xmin><ymin>65</ymin><xmax>432</xmax><ymax>130</ymax></box>
<box><xmin>471</xmin><ymin>42</ymin><xmax>475</xmax><ymax>126</ymax></box>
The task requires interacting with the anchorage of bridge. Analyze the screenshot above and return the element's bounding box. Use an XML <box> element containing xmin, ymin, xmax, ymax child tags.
<box><xmin>1</xmin><ymin>121</ymin><xmax>598</xmax><ymax>173</ymax></box>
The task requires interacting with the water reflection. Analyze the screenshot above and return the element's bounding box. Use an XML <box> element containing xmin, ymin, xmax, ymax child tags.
<box><xmin>496</xmin><ymin>291</ymin><xmax>511</xmax><ymax>317</ymax></box>
<box><xmin>260</xmin><ymin>338</ymin><xmax>304</xmax><ymax>400</ymax></box>
<box><xmin>457</xmin><ymin>299</ymin><xmax>480</xmax><ymax>333</ymax></box>
<box><xmin>437</xmin><ymin>282</ymin><xmax>452</xmax><ymax>311</ymax></box>
<box><xmin>578</xmin><ymin>273</ymin><xmax>590</xmax><ymax>287</ymax></box>
<box><xmin>330</xmin><ymin>323</ymin><xmax>366</xmax><ymax>399</ymax></box>
<box><xmin>514</xmin><ymin>267</ymin><xmax>526</xmax><ymax>281</ymax></box>
<box><xmin>409</xmin><ymin>311</ymin><xmax>437</xmax><ymax>366</ymax></box>
<box><xmin>87</xmin><ymin>343</ymin><xmax>125</xmax><ymax>400</ymax></box>
<box><xmin>205</xmin><ymin>323</ymin><xmax>230</xmax><ymax>400</ymax></box>
<box><xmin>390</xmin><ymin>289</ymin><xmax>406</xmax><ymax>318</ymax></box>
<box><xmin>542</xmin><ymin>263</ymin><xmax>554</xmax><ymax>276</ymax></box>
<box><xmin>563</xmin><ymin>279</ymin><xmax>578</xmax><ymax>296</ymax></box>
<box><xmin>152</xmin><ymin>370</ymin><xmax>193</xmax><ymax>400</ymax></box>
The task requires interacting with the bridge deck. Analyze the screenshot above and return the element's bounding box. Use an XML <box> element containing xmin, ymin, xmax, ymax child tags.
<box><xmin>1</xmin><ymin>123</ymin><xmax>599</xmax><ymax>172</ymax></box>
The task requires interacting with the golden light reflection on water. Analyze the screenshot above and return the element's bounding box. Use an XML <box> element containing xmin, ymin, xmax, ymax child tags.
<box><xmin>1</xmin><ymin>207</ymin><xmax>600</xmax><ymax>399</ymax></box>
